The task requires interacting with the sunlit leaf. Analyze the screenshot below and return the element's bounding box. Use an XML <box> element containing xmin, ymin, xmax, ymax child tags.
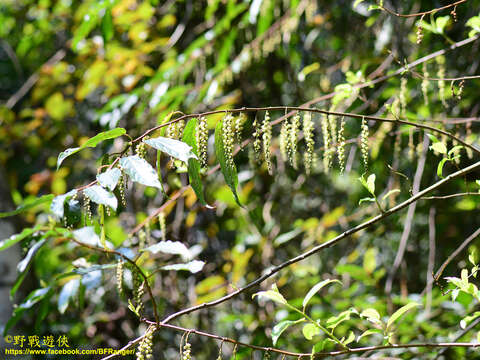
<box><xmin>386</xmin><ymin>302</ymin><xmax>420</xmax><ymax>331</ymax></box>
<box><xmin>57</xmin><ymin>128</ymin><xmax>126</xmax><ymax>169</ymax></box>
<box><xmin>253</xmin><ymin>284</ymin><xmax>287</xmax><ymax>305</ymax></box>
<box><xmin>0</xmin><ymin>194</ymin><xmax>53</xmax><ymax>218</ymax></box>
<box><xmin>96</xmin><ymin>168</ymin><xmax>122</xmax><ymax>191</ymax></box>
<box><xmin>58</xmin><ymin>278</ymin><xmax>80</xmax><ymax>314</ymax></box>
<box><xmin>303</xmin><ymin>279</ymin><xmax>342</xmax><ymax>310</ymax></box>
<box><xmin>161</xmin><ymin>260</ymin><xmax>205</xmax><ymax>273</ymax></box>
<box><xmin>84</xmin><ymin>185</ymin><xmax>118</xmax><ymax>210</ymax></box>
<box><xmin>302</xmin><ymin>323</ymin><xmax>320</xmax><ymax>340</ymax></box>
<box><xmin>142</xmin><ymin>240</ymin><xmax>193</xmax><ymax>261</ymax></box>
<box><xmin>272</xmin><ymin>319</ymin><xmax>302</xmax><ymax>346</ymax></box>
<box><xmin>119</xmin><ymin>155</ymin><xmax>162</xmax><ymax>189</ymax></box>
<box><xmin>145</xmin><ymin>136</ymin><xmax>197</xmax><ymax>163</ymax></box>
<box><xmin>51</xmin><ymin>189</ymin><xmax>77</xmax><ymax>219</ymax></box>
<box><xmin>0</xmin><ymin>225</ymin><xmax>42</xmax><ymax>252</ymax></box>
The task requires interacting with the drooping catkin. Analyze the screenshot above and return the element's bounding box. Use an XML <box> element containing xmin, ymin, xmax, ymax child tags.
<box><xmin>421</xmin><ymin>62</ymin><xmax>429</xmax><ymax>105</ymax></box>
<box><xmin>136</xmin><ymin>326</ymin><xmax>155</xmax><ymax>360</ymax></box>
<box><xmin>181</xmin><ymin>335</ymin><xmax>192</xmax><ymax>360</ymax></box>
<box><xmin>135</xmin><ymin>139</ymin><xmax>147</xmax><ymax>159</ymax></box>
<box><xmin>262</xmin><ymin>111</ymin><xmax>273</xmax><ymax>174</ymax></box>
<box><xmin>436</xmin><ymin>56</ymin><xmax>447</xmax><ymax>107</ymax></box>
<box><xmin>83</xmin><ymin>193</ymin><xmax>92</xmax><ymax>225</ymax></box>
<box><xmin>252</xmin><ymin>115</ymin><xmax>262</xmax><ymax>162</ymax></box>
<box><xmin>360</xmin><ymin>116</ymin><xmax>369</xmax><ymax>172</ymax></box>
<box><xmin>321</xmin><ymin>114</ymin><xmax>332</xmax><ymax>171</ymax></box>
<box><xmin>303</xmin><ymin>111</ymin><xmax>315</xmax><ymax>175</ymax></box>
<box><xmin>416</xmin><ymin>15</ymin><xmax>424</xmax><ymax>44</ymax></box>
<box><xmin>222</xmin><ymin>113</ymin><xmax>235</xmax><ymax>168</ymax></box>
<box><xmin>166</xmin><ymin>120</ymin><xmax>185</xmax><ymax>139</ymax></box>
<box><xmin>289</xmin><ymin>112</ymin><xmax>300</xmax><ymax>169</ymax></box>
<box><xmin>279</xmin><ymin>121</ymin><xmax>290</xmax><ymax>162</ymax></box>
<box><xmin>118</xmin><ymin>166</ymin><xmax>127</xmax><ymax>207</ymax></box>
<box><xmin>235</xmin><ymin>113</ymin><xmax>245</xmax><ymax>144</ymax></box>
<box><xmin>133</xmin><ymin>271</ymin><xmax>145</xmax><ymax>312</ymax></box>
<box><xmin>337</xmin><ymin>116</ymin><xmax>346</xmax><ymax>174</ymax></box>
<box><xmin>400</xmin><ymin>77</ymin><xmax>408</xmax><ymax>117</ymax></box>
<box><xmin>158</xmin><ymin>212</ymin><xmax>166</xmax><ymax>242</ymax></box>
<box><xmin>116</xmin><ymin>259</ymin><xmax>124</xmax><ymax>294</ymax></box>
<box><xmin>138</xmin><ymin>229</ymin><xmax>146</xmax><ymax>250</ymax></box>
<box><xmin>196</xmin><ymin>116</ymin><xmax>208</xmax><ymax>168</ymax></box>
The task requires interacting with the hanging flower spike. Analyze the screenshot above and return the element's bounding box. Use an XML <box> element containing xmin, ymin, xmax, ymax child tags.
<box><xmin>360</xmin><ymin>116</ymin><xmax>369</xmax><ymax>173</ymax></box>
<box><xmin>289</xmin><ymin>112</ymin><xmax>300</xmax><ymax>169</ymax></box>
<box><xmin>262</xmin><ymin>111</ymin><xmax>273</xmax><ymax>174</ymax></box>
<box><xmin>303</xmin><ymin>111</ymin><xmax>315</xmax><ymax>175</ymax></box>
<box><xmin>337</xmin><ymin>116</ymin><xmax>346</xmax><ymax>174</ymax></box>
<box><xmin>222</xmin><ymin>113</ymin><xmax>235</xmax><ymax>168</ymax></box>
<box><xmin>196</xmin><ymin>116</ymin><xmax>208</xmax><ymax>168</ymax></box>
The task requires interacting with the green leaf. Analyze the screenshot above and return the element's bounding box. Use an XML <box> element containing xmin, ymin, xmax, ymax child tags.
<box><xmin>51</xmin><ymin>190</ymin><xmax>77</xmax><ymax>219</ymax></box>
<box><xmin>57</xmin><ymin>128</ymin><xmax>126</xmax><ymax>169</ymax></box>
<box><xmin>382</xmin><ymin>189</ymin><xmax>400</xmax><ymax>202</ymax></box>
<box><xmin>215</xmin><ymin>119</ymin><xmax>241</xmax><ymax>206</ymax></box>
<box><xmin>0</xmin><ymin>194</ymin><xmax>53</xmax><ymax>218</ymax></box>
<box><xmin>353</xmin><ymin>0</ymin><xmax>366</xmax><ymax>8</ymax></box>
<box><xmin>359</xmin><ymin>174</ymin><xmax>375</xmax><ymax>195</ymax></box>
<box><xmin>12</xmin><ymin>238</ymin><xmax>48</xmax><ymax>297</ymax></box>
<box><xmin>0</xmin><ymin>225</ymin><xmax>42</xmax><ymax>251</ymax></box>
<box><xmin>326</xmin><ymin>309</ymin><xmax>353</xmax><ymax>330</ymax></box>
<box><xmin>303</xmin><ymin>279</ymin><xmax>342</xmax><ymax>310</ymax></box>
<box><xmin>119</xmin><ymin>155</ymin><xmax>163</xmax><ymax>189</ymax></box>
<box><xmin>72</xmin><ymin>226</ymin><xmax>112</xmax><ymax>248</ymax></box>
<box><xmin>272</xmin><ymin>319</ymin><xmax>302</xmax><ymax>346</ymax></box>
<box><xmin>368</xmin><ymin>4</ymin><xmax>381</xmax><ymax>11</ymax></box>
<box><xmin>142</xmin><ymin>240</ymin><xmax>192</xmax><ymax>261</ymax></box>
<box><xmin>430</xmin><ymin>142</ymin><xmax>447</xmax><ymax>155</ymax></box>
<box><xmin>96</xmin><ymin>168</ymin><xmax>122</xmax><ymax>191</ymax></box>
<box><xmin>101</xmin><ymin>7</ymin><xmax>114</xmax><ymax>42</ymax></box>
<box><xmin>427</xmin><ymin>134</ymin><xmax>440</xmax><ymax>143</ymax></box>
<box><xmin>58</xmin><ymin>278</ymin><xmax>80</xmax><ymax>314</ymax></box>
<box><xmin>359</xmin><ymin>197</ymin><xmax>376</xmax><ymax>205</ymax></box>
<box><xmin>145</xmin><ymin>136</ymin><xmax>197</xmax><ymax>163</ymax></box>
<box><xmin>302</xmin><ymin>323</ymin><xmax>320</xmax><ymax>340</ymax></box>
<box><xmin>435</xmin><ymin>16</ymin><xmax>450</xmax><ymax>34</ymax></box>
<box><xmin>4</xmin><ymin>287</ymin><xmax>51</xmax><ymax>335</ymax></box>
<box><xmin>84</xmin><ymin>185</ymin><xmax>118</xmax><ymax>210</ymax></box>
<box><xmin>360</xmin><ymin>308</ymin><xmax>381</xmax><ymax>323</ymax></box>
<box><xmin>181</xmin><ymin>118</ymin><xmax>208</xmax><ymax>206</ymax></box>
<box><xmin>253</xmin><ymin>284</ymin><xmax>287</xmax><ymax>305</ymax></box>
<box><xmin>437</xmin><ymin>157</ymin><xmax>449</xmax><ymax>178</ymax></box>
<box><xmin>386</xmin><ymin>302</ymin><xmax>420</xmax><ymax>331</ymax></box>
<box><xmin>343</xmin><ymin>331</ymin><xmax>355</xmax><ymax>346</ymax></box>
<box><xmin>161</xmin><ymin>260</ymin><xmax>205</xmax><ymax>273</ymax></box>
<box><xmin>357</xmin><ymin>329</ymin><xmax>382</xmax><ymax>342</ymax></box>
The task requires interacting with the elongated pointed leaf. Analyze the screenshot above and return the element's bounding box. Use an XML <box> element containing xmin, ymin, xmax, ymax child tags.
<box><xmin>253</xmin><ymin>284</ymin><xmax>287</xmax><ymax>305</ymax></box>
<box><xmin>119</xmin><ymin>155</ymin><xmax>162</xmax><ymax>189</ymax></box>
<box><xmin>142</xmin><ymin>240</ymin><xmax>192</xmax><ymax>261</ymax></box>
<box><xmin>0</xmin><ymin>194</ymin><xmax>54</xmax><ymax>218</ymax></box>
<box><xmin>161</xmin><ymin>260</ymin><xmax>205</xmax><ymax>273</ymax></box>
<box><xmin>51</xmin><ymin>190</ymin><xmax>77</xmax><ymax>219</ymax></box>
<box><xmin>272</xmin><ymin>319</ymin><xmax>302</xmax><ymax>346</ymax></box>
<box><xmin>84</xmin><ymin>185</ymin><xmax>118</xmax><ymax>210</ymax></box>
<box><xmin>145</xmin><ymin>136</ymin><xmax>197</xmax><ymax>163</ymax></box>
<box><xmin>96</xmin><ymin>168</ymin><xmax>122</xmax><ymax>191</ymax></box>
<box><xmin>215</xmin><ymin>119</ymin><xmax>241</xmax><ymax>205</ymax></box>
<box><xmin>101</xmin><ymin>7</ymin><xmax>114</xmax><ymax>42</ymax></box>
<box><xmin>57</xmin><ymin>128</ymin><xmax>126</xmax><ymax>169</ymax></box>
<box><xmin>58</xmin><ymin>278</ymin><xmax>80</xmax><ymax>314</ymax></box>
<box><xmin>386</xmin><ymin>302</ymin><xmax>420</xmax><ymax>331</ymax></box>
<box><xmin>0</xmin><ymin>225</ymin><xmax>42</xmax><ymax>251</ymax></box>
<box><xmin>303</xmin><ymin>279</ymin><xmax>342</xmax><ymax>310</ymax></box>
<box><xmin>182</xmin><ymin>118</ymin><xmax>208</xmax><ymax>206</ymax></box>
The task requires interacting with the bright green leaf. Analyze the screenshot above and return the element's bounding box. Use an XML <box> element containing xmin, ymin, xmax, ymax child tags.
<box><xmin>302</xmin><ymin>323</ymin><xmax>320</xmax><ymax>340</ymax></box>
<box><xmin>386</xmin><ymin>302</ymin><xmax>420</xmax><ymax>331</ymax></box>
<box><xmin>303</xmin><ymin>279</ymin><xmax>342</xmax><ymax>310</ymax></box>
<box><xmin>0</xmin><ymin>194</ymin><xmax>54</xmax><ymax>218</ymax></box>
<box><xmin>253</xmin><ymin>284</ymin><xmax>287</xmax><ymax>305</ymax></box>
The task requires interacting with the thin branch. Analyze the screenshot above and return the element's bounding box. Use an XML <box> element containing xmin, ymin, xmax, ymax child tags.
<box><xmin>433</xmin><ymin>227</ymin><xmax>480</xmax><ymax>282</ymax></box>
<box><xmin>5</xmin><ymin>49</ymin><xmax>66</xmax><ymax>109</ymax></box>
<box><xmin>160</xmin><ymin>159</ymin><xmax>480</xmax><ymax>324</ymax></box>
<box><xmin>134</xmin><ymin>106</ymin><xmax>480</xmax><ymax>156</ymax></box>
<box><xmin>380</xmin><ymin>0</ymin><xmax>467</xmax><ymax>18</ymax></box>
<box><xmin>422</xmin><ymin>192</ymin><xmax>480</xmax><ymax>200</ymax></box>
<box><xmin>385</xmin><ymin>134</ymin><xmax>429</xmax><ymax>296</ymax></box>
<box><xmin>426</xmin><ymin>207</ymin><xmax>436</xmax><ymax>314</ymax></box>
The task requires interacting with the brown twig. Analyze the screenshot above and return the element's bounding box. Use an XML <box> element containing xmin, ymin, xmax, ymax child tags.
<box><xmin>380</xmin><ymin>0</ymin><xmax>467</xmax><ymax>18</ymax></box>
